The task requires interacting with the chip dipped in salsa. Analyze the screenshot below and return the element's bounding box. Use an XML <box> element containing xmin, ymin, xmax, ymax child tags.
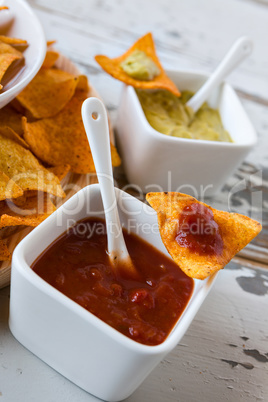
<box><xmin>31</xmin><ymin>218</ymin><xmax>194</xmax><ymax>346</ymax></box>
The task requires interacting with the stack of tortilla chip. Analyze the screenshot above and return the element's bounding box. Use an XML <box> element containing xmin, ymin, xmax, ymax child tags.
<box><xmin>0</xmin><ymin>103</ymin><xmax>66</xmax><ymax>261</ymax></box>
<box><xmin>20</xmin><ymin>46</ymin><xmax>121</xmax><ymax>174</ymax></box>
<box><xmin>0</xmin><ymin>43</ymin><xmax>121</xmax><ymax>262</ymax></box>
<box><xmin>0</xmin><ymin>33</ymin><xmax>28</xmax><ymax>91</ymax></box>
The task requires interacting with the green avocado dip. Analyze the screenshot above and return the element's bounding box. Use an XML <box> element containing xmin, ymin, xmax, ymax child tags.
<box><xmin>136</xmin><ymin>89</ymin><xmax>233</xmax><ymax>142</ymax></box>
<box><xmin>120</xmin><ymin>50</ymin><xmax>160</xmax><ymax>81</ymax></box>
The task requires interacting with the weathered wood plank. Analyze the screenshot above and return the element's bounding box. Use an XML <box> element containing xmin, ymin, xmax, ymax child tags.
<box><xmin>27</xmin><ymin>0</ymin><xmax>268</xmax><ymax>100</ymax></box>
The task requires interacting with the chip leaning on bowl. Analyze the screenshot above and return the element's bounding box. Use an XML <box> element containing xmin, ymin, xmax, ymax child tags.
<box><xmin>95</xmin><ymin>32</ymin><xmax>232</xmax><ymax>142</ymax></box>
<box><xmin>0</xmin><ymin>43</ymin><xmax>121</xmax><ymax>262</ymax></box>
<box><xmin>95</xmin><ymin>32</ymin><xmax>180</xmax><ymax>96</ymax></box>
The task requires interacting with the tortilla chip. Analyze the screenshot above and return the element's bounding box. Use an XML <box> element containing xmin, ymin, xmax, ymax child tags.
<box><xmin>0</xmin><ymin>41</ymin><xmax>23</xmax><ymax>85</ymax></box>
<box><xmin>47</xmin><ymin>40</ymin><xmax>56</xmax><ymax>47</ymax></box>
<box><xmin>0</xmin><ymin>214</ymin><xmax>48</xmax><ymax>228</ymax></box>
<box><xmin>0</xmin><ymin>172</ymin><xmax>23</xmax><ymax>201</ymax></box>
<box><xmin>23</xmin><ymin>91</ymin><xmax>121</xmax><ymax>174</ymax></box>
<box><xmin>0</xmin><ymin>239</ymin><xmax>11</xmax><ymax>261</ymax></box>
<box><xmin>0</xmin><ymin>35</ymin><xmax>27</xmax><ymax>46</ymax></box>
<box><xmin>0</xmin><ymin>132</ymin><xmax>65</xmax><ymax>198</ymax></box>
<box><xmin>48</xmin><ymin>164</ymin><xmax>71</xmax><ymax>181</ymax></box>
<box><xmin>16</xmin><ymin>68</ymin><xmax>81</xmax><ymax>118</ymax></box>
<box><xmin>0</xmin><ymin>104</ymin><xmax>24</xmax><ymax>135</ymax></box>
<box><xmin>110</xmin><ymin>143</ymin><xmax>121</xmax><ymax>167</ymax></box>
<box><xmin>42</xmin><ymin>50</ymin><xmax>59</xmax><ymax>69</ymax></box>
<box><xmin>9</xmin><ymin>99</ymin><xmax>26</xmax><ymax>116</ymax></box>
<box><xmin>146</xmin><ymin>192</ymin><xmax>262</xmax><ymax>279</ymax></box>
<box><xmin>0</xmin><ymin>193</ymin><xmax>56</xmax><ymax>229</ymax></box>
<box><xmin>0</xmin><ymin>40</ymin><xmax>23</xmax><ymax>57</ymax></box>
<box><xmin>76</xmin><ymin>74</ymin><xmax>90</xmax><ymax>92</ymax></box>
<box><xmin>2</xmin><ymin>192</ymin><xmax>55</xmax><ymax>212</ymax></box>
<box><xmin>0</xmin><ymin>6</ymin><xmax>8</xmax><ymax>11</ymax></box>
<box><xmin>0</xmin><ymin>126</ymin><xmax>28</xmax><ymax>148</ymax></box>
<box><xmin>13</xmin><ymin>190</ymin><xmax>40</xmax><ymax>200</ymax></box>
<box><xmin>95</xmin><ymin>33</ymin><xmax>180</xmax><ymax>96</ymax></box>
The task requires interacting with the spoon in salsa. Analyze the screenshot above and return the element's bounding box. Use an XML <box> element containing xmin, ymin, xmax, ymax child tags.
<box><xmin>186</xmin><ymin>36</ymin><xmax>253</xmax><ymax>113</ymax></box>
<box><xmin>82</xmin><ymin>97</ymin><xmax>138</xmax><ymax>279</ymax></box>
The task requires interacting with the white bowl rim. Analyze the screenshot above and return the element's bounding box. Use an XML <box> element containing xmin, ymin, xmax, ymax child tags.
<box><xmin>0</xmin><ymin>0</ymin><xmax>46</xmax><ymax>104</ymax></box>
<box><xmin>127</xmin><ymin>68</ymin><xmax>257</xmax><ymax>148</ymax></box>
<box><xmin>12</xmin><ymin>184</ymin><xmax>218</xmax><ymax>355</ymax></box>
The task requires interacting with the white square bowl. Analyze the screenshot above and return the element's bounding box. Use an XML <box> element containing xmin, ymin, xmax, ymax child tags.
<box><xmin>9</xmin><ymin>184</ymin><xmax>217</xmax><ymax>401</ymax></box>
<box><xmin>116</xmin><ymin>69</ymin><xmax>257</xmax><ymax>197</ymax></box>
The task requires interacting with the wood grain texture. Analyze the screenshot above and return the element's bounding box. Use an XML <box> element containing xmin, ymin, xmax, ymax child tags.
<box><xmin>27</xmin><ymin>0</ymin><xmax>268</xmax><ymax>100</ymax></box>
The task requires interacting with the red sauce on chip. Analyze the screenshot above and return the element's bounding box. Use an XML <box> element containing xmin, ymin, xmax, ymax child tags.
<box><xmin>32</xmin><ymin>218</ymin><xmax>194</xmax><ymax>346</ymax></box>
<box><xmin>175</xmin><ymin>202</ymin><xmax>223</xmax><ymax>256</ymax></box>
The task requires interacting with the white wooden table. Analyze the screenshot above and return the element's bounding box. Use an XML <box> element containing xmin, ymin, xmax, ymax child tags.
<box><xmin>0</xmin><ymin>0</ymin><xmax>268</xmax><ymax>401</ymax></box>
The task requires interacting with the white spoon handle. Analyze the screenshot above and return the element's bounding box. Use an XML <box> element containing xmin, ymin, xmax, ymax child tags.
<box><xmin>81</xmin><ymin>97</ymin><xmax>129</xmax><ymax>260</ymax></box>
<box><xmin>186</xmin><ymin>37</ymin><xmax>253</xmax><ymax>113</ymax></box>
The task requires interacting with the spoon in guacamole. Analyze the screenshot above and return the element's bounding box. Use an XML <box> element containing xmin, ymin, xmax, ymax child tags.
<box><xmin>135</xmin><ymin>37</ymin><xmax>253</xmax><ymax>142</ymax></box>
<box><xmin>186</xmin><ymin>36</ymin><xmax>253</xmax><ymax>113</ymax></box>
<box><xmin>82</xmin><ymin>97</ymin><xmax>139</xmax><ymax>279</ymax></box>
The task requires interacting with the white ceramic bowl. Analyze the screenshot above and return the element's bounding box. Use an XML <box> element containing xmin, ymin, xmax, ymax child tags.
<box><xmin>9</xmin><ymin>184</ymin><xmax>217</xmax><ymax>401</ymax></box>
<box><xmin>116</xmin><ymin>70</ymin><xmax>257</xmax><ymax>197</ymax></box>
<box><xmin>0</xmin><ymin>0</ymin><xmax>46</xmax><ymax>108</ymax></box>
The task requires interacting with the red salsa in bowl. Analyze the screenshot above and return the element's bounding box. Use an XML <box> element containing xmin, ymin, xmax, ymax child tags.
<box><xmin>31</xmin><ymin>218</ymin><xmax>194</xmax><ymax>346</ymax></box>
